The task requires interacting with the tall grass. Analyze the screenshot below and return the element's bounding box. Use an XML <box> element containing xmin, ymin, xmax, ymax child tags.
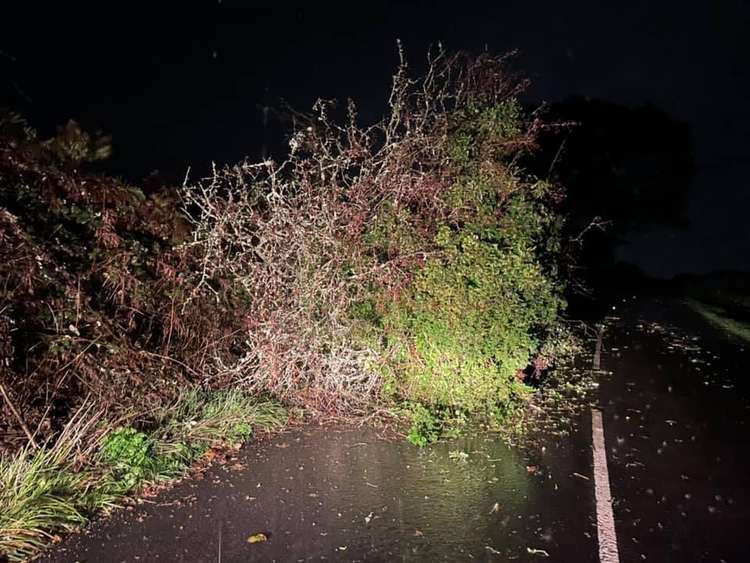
<box><xmin>0</xmin><ymin>390</ymin><xmax>286</xmax><ymax>561</ymax></box>
<box><xmin>0</xmin><ymin>405</ymin><xmax>105</xmax><ymax>560</ymax></box>
<box><xmin>154</xmin><ymin>388</ymin><xmax>287</xmax><ymax>447</ymax></box>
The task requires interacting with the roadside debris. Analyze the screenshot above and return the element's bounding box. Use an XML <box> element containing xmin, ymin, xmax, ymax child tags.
<box><xmin>247</xmin><ymin>532</ymin><xmax>268</xmax><ymax>544</ymax></box>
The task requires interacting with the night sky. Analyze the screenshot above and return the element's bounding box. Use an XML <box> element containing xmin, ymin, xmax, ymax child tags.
<box><xmin>2</xmin><ymin>0</ymin><xmax>748</xmax><ymax>277</ymax></box>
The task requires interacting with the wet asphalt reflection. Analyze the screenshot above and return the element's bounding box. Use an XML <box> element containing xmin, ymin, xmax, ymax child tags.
<box><xmin>41</xmin><ymin>421</ymin><xmax>598</xmax><ymax>562</ymax></box>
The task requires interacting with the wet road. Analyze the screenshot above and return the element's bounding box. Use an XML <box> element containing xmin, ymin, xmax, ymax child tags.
<box><xmin>41</xmin><ymin>424</ymin><xmax>598</xmax><ymax>562</ymax></box>
<box><xmin>598</xmin><ymin>299</ymin><xmax>750</xmax><ymax>562</ymax></box>
<box><xmin>41</xmin><ymin>299</ymin><xmax>750</xmax><ymax>562</ymax></box>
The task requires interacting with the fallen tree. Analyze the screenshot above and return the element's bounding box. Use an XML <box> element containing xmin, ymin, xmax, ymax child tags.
<box><xmin>1</xmin><ymin>48</ymin><xmax>574</xmax><ymax>450</ymax></box>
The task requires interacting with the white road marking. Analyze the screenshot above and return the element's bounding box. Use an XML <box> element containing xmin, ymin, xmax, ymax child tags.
<box><xmin>592</xmin><ymin>407</ymin><xmax>620</xmax><ymax>563</ymax></box>
<box><xmin>593</xmin><ymin>327</ymin><xmax>603</xmax><ymax>371</ymax></box>
<box><xmin>591</xmin><ymin>326</ymin><xmax>620</xmax><ymax>562</ymax></box>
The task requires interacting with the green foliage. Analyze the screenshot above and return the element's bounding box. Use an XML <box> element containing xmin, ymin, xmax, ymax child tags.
<box><xmin>379</xmin><ymin>198</ymin><xmax>564</xmax><ymax>408</ymax></box>
<box><xmin>405</xmin><ymin>403</ymin><xmax>442</xmax><ymax>446</ymax></box>
<box><xmin>448</xmin><ymin>100</ymin><xmax>523</xmax><ymax>171</ymax></box>
<box><xmin>98</xmin><ymin>428</ymin><xmax>188</xmax><ymax>493</ymax></box>
<box><xmin>99</xmin><ymin>428</ymin><xmax>156</xmax><ymax>491</ymax></box>
<box><xmin>349</xmin><ymin>298</ymin><xmax>381</xmax><ymax>326</ymax></box>
<box><xmin>404</xmin><ymin>402</ymin><xmax>471</xmax><ymax>446</ymax></box>
<box><xmin>364</xmin><ymin>203</ymin><xmax>423</xmax><ymax>259</ymax></box>
<box><xmin>356</xmin><ymin>99</ymin><xmax>569</xmax><ymax>439</ymax></box>
<box><xmin>98</xmin><ymin>390</ymin><xmax>287</xmax><ymax>495</ymax></box>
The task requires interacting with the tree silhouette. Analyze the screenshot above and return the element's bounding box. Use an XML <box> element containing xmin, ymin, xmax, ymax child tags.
<box><xmin>527</xmin><ymin>98</ymin><xmax>696</xmax><ymax>288</ymax></box>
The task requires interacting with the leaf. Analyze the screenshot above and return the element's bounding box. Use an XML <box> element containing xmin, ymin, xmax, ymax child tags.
<box><xmin>247</xmin><ymin>533</ymin><xmax>268</xmax><ymax>544</ymax></box>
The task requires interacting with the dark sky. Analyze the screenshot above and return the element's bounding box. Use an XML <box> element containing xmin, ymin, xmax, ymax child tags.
<box><xmin>1</xmin><ymin>0</ymin><xmax>749</xmax><ymax>277</ymax></box>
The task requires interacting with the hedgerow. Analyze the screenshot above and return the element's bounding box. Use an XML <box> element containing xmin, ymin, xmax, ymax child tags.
<box><xmin>181</xmin><ymin>48</ymin><xmax>571</xmax><ymax>431</ymax></box>
<box><xmin>1</xmin><ymin>48</ymin><xmax>572</xmax><ymax>452</ymax></box>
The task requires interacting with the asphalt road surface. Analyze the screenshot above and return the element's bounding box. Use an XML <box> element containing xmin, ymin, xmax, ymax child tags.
<box><xmin>40</xmin><ymin>299</ymin><xmax>750</xmax><ymax>562</ymax></box>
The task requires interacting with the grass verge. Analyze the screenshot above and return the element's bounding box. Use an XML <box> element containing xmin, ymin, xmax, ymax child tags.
<box><xmin>687</xmin><ymin>299</ymin><xmax>750</xmax><ymax>343</ymax></box>
<box><xmin>0</xmin><ymin>389</ymin><xmax>286</xmax><ymax>562</ymax></box>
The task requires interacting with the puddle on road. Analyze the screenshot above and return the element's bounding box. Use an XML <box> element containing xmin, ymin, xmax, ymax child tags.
<box><xmin>216</xmin><ymin>425</ymin><xmax>596</xmax><ymax>562</ymax></box>
<box><xmin>45</xmin><ymin>425</ymin><xmax>597</xmax><ymax>563</ymax></box>
<box><xmin>249</xmin><ymin>427</ymin><xmax>537</xmax><ymax>560</ymax></box>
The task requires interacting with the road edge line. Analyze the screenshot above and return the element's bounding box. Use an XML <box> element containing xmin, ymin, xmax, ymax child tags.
<box><xmin>591</xmin><ymin>407</ymin><xmax>620</xmax><ymax>563</ymax></box>
<box><xmin>593</xmin><ymin>326</ymin><xmax>603</xmax><ymax>371</ymax></box>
